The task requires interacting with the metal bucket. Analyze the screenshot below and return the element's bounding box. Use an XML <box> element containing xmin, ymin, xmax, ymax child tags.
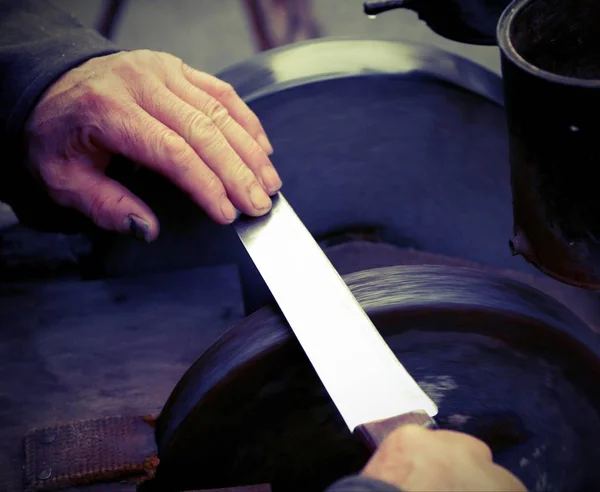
<box><xmin>498</xmin><ymin>0</ymin><xmax>600</xmax><ymax>288</ymax></box>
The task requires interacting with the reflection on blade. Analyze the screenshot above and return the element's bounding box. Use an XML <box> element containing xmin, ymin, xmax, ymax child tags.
<box><xmin>234</xmin><ymin>193</ymin><xmax>437</xmax><ymax>431</ymax></box>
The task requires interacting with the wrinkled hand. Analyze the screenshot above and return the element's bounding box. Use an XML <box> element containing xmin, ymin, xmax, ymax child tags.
<box><xmin>362</xmin><ymin>425</ymin><xmax>527</xmax><ymax>492</ymax></box>
<box><xmin>24</xmin><ymin>49</ymin><xmax>281</xmax><ymax>241</ymax></box>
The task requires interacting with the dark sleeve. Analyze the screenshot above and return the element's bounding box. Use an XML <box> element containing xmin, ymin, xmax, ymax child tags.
<box><xmin>0</xmin><ymin>0</ymin><xmax>120</xmax><ymax>231</ymax></box>
<box><xmin>325</xmin><ymin>475</ymin><xmax>403</xmax><ymax>492</ymax></box>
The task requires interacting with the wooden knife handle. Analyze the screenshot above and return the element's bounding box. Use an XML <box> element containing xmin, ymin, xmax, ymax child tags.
<box><xmin>354</xmin><ymin>410</ymin><xmax>437</xmax><ymax>452</ymax></box>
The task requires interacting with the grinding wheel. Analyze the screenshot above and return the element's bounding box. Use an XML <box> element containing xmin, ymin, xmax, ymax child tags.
<box><xmin>148</xmin><ymin>265</ymin><xmax>600</xmax><ymax>492</ymax></box>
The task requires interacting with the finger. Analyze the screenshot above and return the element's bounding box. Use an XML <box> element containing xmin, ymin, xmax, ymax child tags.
<box><xmin>384</xmin><ymin>426</ymin><xmax>493</xmax><ymax>462</ymax></box>
<box><xmin>487</xmin><ymin>464</ymin><xmax>527</xmax><ymax>491</ymax></box>
<box><xmin>96</xmin><ymin>102</ymin><xmax>238</xmax><ymax>224</ymax></box>
<box><xmin>433</xmin><ymin>430</ymin><xmax>493</xmax><ymax>461</ymax></box>
<box><xmin>48</xmin><ymin>160</ymin><xmax>160</xmax><ymax>241</ymax></box>
<box><xmin>166</xmin><ymin>74</ymin><xmax>281</xmax><ymax>194</ymax></box>
<box><xmin>181</xmin><ymin>64</ymin><xmax>274</xmax><ymax>155</ymax></box>
<box><xmin>137</xmin><ymin>82</ymin><xmax>272</xmax><ymax>216</ymax></box>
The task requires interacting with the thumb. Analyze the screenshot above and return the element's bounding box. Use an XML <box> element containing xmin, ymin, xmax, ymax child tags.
<box><xmin>50</xmin><ymin>165</ymin><xmax>160</xmax><ymax>242</ymax></box>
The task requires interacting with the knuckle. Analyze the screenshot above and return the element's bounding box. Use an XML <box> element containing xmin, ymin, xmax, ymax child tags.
<box><xmin>385</xmin><ymin>425</ymin><xmax>425</xmax><ymax>450</ymax></box>
<box><xmin>181</xmin><ymin>62</ymin><xmax>195</xmax><ymax>79</ymax></box>
<box><xmin>111</xmin><ymin>55</ymin><xmax>146</xmax><ymax>82</ymax></box>
<box><xmin>213</xmin><ymin>81</ymin><xmax>237</xmax><ymax>101</ymax></box>
<box><xmin>203</xmin><ymin>98</ymin><xmax>230</xmax><ymax>126</ymax></box>
<box><xmin>75</xmin><ymin>79</ymin><xmax>115</xmax><ymax>116</ymax></box>
<box><xmin>470</xmin><ymin>438</ymin><xmax>492</xmax><ymax>459</ymax></box>
<box><xmin>159</xmin><ymin>131</ymin><xmax>196</xmax><ymax>172</ymax></box>
<box><xmin>160</xmin><ymin>130</ymin><xmax>187</xmax><ymax>156</ymax></box>
<box><xmin>186</xmin><ymin>112</ymin><xmax>218</xmax><ymax>141</ymax></box>
<box><xmin>132</xmin><ymin>49</ymin><xmax>174</xmax><ymax>76</ymax></box>
<box><xmin>135</xmin><ymin>49</ymin><xmax>163</xmax><ymax>63</ymax></box>
<box><xmin>230</xmin><ymin>161</ymin><xmax>256</xmax><ymax>186</ymax></box>
<box><xmin>71</xmin><ymin>124</ymin><xmax>102</xmax><ymax>154</ymax></box>
<box><xmin>394</xmin><ymin>424</ymin><xmax>423</xmax><ymax>440</ymax></box>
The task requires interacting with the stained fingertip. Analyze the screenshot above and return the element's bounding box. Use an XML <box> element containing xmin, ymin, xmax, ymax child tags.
<box><xmin>125</xmin><ymin>214</ymin><xmax>154</xmax><ymax>242</ymax></box>
<box><xmin>122</xmin><ymin>210</ymin><xmax>159</xmax><ymax>242</ymax></box>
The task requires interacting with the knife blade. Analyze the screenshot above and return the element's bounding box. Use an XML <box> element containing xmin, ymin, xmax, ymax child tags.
<box><xmin>234</xmin><ymin>193</ymin><xmax>438</xmax><ymax>450</ymax></box>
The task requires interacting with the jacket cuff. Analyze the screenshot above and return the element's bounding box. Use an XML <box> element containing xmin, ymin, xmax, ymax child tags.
<box><xmin>5</xmin><ymin>39</ymin><xmax>119</xmax><ymax>143</ymax></box>
<box><xmin>1</xmin><ymin>28</ymin><xmax>119</xmax><ymax>230</ymax></box>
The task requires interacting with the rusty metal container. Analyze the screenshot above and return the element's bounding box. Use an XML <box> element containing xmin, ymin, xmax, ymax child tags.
<box><xmin>498</xmin><ymin>0</ymin><xmax>600</xmax><ymax>288</ymax></box>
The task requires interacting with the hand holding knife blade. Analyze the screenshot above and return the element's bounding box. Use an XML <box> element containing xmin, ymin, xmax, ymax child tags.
<box><xmin>233</xmin><ymin>193</ymin><xmax>438</xmax><ymax>451</ymax></box>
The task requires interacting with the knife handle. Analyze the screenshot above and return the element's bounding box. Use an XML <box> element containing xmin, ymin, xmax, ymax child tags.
<box><xmin>354</xmin><ymin>410</ymin><xmax>438</xmax><ymax>452</ymax></box>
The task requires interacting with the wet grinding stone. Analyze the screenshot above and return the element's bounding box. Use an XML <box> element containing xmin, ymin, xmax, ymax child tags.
<box><xmin>155</xmin><ymin>331</ymin><xmax>600</xmax><ymax>492</ymax></box>
<box><xmin>153</xmin><ymin>266</ymin><xmax>600</xmax><ymax>492</ymax></box>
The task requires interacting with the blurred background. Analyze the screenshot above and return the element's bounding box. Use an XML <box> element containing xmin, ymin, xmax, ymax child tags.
<box><xmin>51</xmin><ymin>0</ymin><xmax>502</xmax><ymax>74</ymax></box>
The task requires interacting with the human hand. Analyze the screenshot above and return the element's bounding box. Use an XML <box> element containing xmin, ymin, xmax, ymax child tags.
<box><xmin>361</xmin><ymin>425</ymin><xmax>527</xmax><ymax>491</ymax></box>
<box><xmin>24</xmin><ymin>50</ymin><xmax>281</xmax><ymax>242</ymax></box>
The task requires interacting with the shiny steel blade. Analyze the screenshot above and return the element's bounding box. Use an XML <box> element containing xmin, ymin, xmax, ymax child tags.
<box><xmin>234</xmin><ymin>193</ymin><xmax>438</xmax><ymax>431</ymax></box>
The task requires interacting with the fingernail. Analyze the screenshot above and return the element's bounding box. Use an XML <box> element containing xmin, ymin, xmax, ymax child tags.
<box><xmin>257</xmin><ymin>132</ymin><xmax>274</xmax><ymax>155</ymax></box>
<box><xmin>261</xmin><ymin>166</ymin><xmax>282</xmax><ymax>194</ymax></box>
<box><xmin>221</xmin><ymin>196</ymin><xmax>238</xmax><ymax>222</ymax></box>
<box><xmin>126</xmin><ymin>214</ymin><xmax>152</xmax><ymax>243</ymax></box>
<box><xmin>250</xmin><ymin>183</ymin><xmax>272</xmax><ymax>211</ymax></box>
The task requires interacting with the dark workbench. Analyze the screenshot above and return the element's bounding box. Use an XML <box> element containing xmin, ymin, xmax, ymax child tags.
<box><xmin>0</xmin><ymin>231</ymin><xmax>244</xmax><ymax>491</ymax></box>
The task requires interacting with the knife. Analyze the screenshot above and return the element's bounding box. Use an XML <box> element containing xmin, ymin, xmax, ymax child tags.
<box><xmin>233</xmin><ymin>193</ymin><xmax>438</xmax><ymax>451</ymax></box>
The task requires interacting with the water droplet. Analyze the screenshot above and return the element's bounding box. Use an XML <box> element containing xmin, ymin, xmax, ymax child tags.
<box><xmin>569</xmin><ymin>124</ymin><xmax>580</xmax><ymax>132</ymax></box>
<box><xmin>367</xmin><ymin>14</ymin><xmax>377</xmax><ymax>19</ymax></box>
